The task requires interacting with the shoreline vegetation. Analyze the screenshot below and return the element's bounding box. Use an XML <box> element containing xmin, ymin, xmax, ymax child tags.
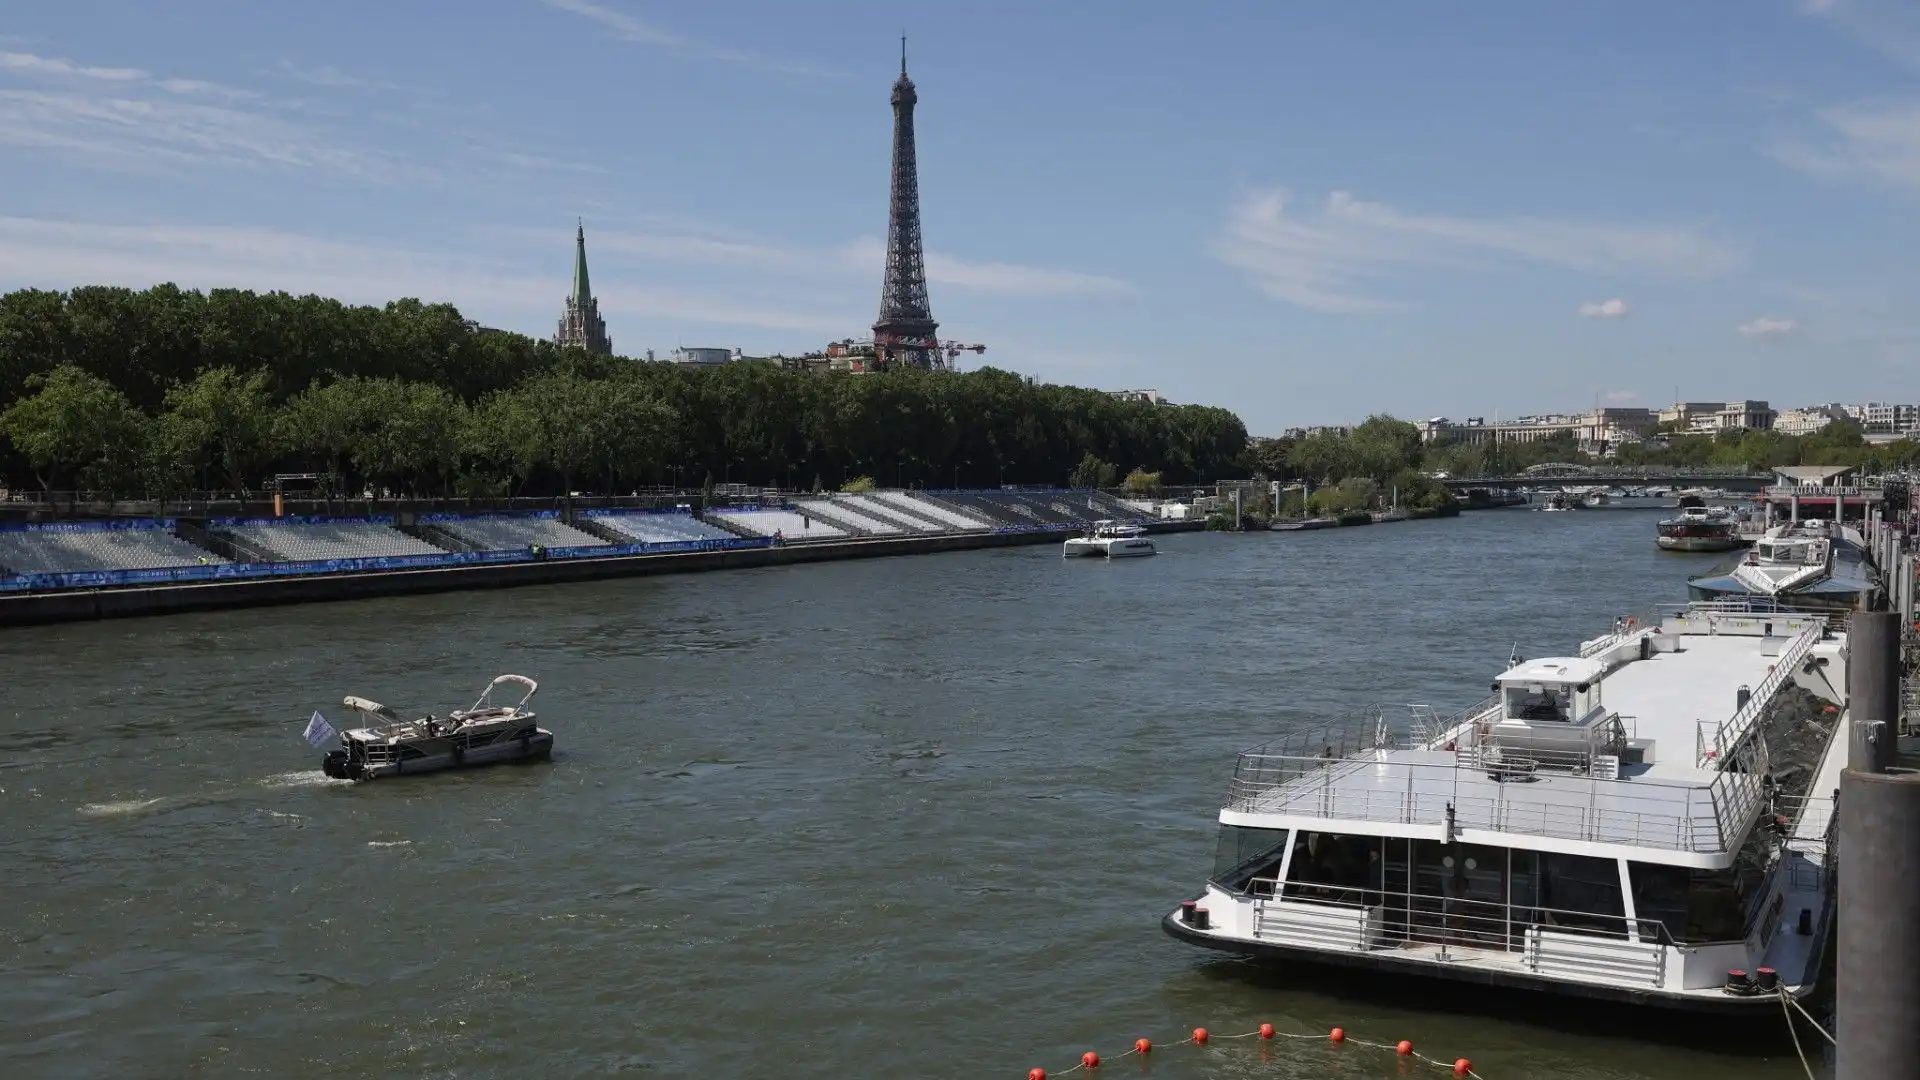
<box><xmin>0</xmin><ymin>286</ymin><xmax>1246</xmax><ymax>504</ymax></box>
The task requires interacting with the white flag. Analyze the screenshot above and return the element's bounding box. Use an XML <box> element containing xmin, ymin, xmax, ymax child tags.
<box><xmin>303</xmin><ymin>711</ymin><xmax>337</xmax><ymax>748</ymax></box>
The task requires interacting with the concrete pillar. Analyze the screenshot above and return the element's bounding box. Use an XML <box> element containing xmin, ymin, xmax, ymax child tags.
<box><xmin>1836</xmin><ymin>769</ymin><xmax>1920</xmax><ymax>1080</ymax></box>
<box><xmin>1791</xmin><ymin>494</ymin><xmax>1800</xmax><ymax>524</ymax></box>
<box><xmin>1850</xmin><ymin>612</ymin><xmax>1901</xmax><ymax>774</ymax></box>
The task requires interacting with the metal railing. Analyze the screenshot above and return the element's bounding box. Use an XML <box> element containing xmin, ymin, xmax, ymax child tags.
<box><xmin>1694</xmin><ymin>623</ymin><xmax>1822</xmax><ymax>769</ymax></box>
<box><xmin>1244</xmin><ymin>879</ymin><xmax>1679</xmax><ymax>982</ymax></box>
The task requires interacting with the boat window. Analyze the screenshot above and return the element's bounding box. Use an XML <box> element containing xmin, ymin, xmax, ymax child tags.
<box><xmin>1631</xmin><ymin>845</ymin><xmax>1769</xmax><ymax>944</ymax></box>
<box><xmin>1210</xmin><ymin>825</ymin><xmax>1289</xmax><ymax>888</ymax></box>
<box><xmin>1514</xmin><ymin>852</ymin><xmax>1624</xmax><ymax>933</ymax></box>
<box><xmin>1282</xmin><ymin>832</ymin><xmax>1382</xmax><ymax>904</ymax></box>
<box><xmin>1505</xmin><ymin>686</ymin><xmax>1571</xmax><ymax>722</ymax></box>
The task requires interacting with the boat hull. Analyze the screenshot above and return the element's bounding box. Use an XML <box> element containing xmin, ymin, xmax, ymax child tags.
<box><xmin>322</xmin><ymin>728</ymin><xmax>554</xmax><ymax>781</ymax></box>
<box><xmin>1657</xmin><ymin>534</ymin><xmax>1745</xmax><ymax>553</ymax></box>
<box><xmin>1062</xmin><ymin>538</ymin><xmax>1156</xmax><ymax>558</ymax></box>
<box><xmin>1159</xmin><ymin>909</ymin><xmax>1826</xmax><ymax>1014</ymax></box>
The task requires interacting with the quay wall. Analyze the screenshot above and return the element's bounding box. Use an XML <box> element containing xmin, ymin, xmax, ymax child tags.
<box><xmin>0</xmin><ymin>522</ymin><xmax>1203</xmax><ymax>628</ymax></box>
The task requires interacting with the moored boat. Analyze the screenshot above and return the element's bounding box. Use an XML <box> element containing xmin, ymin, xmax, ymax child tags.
<box><xmin>1162</xmin><ymin>602</ymin><xmax>1845</xmax><ymax>1011</ymax></box>
<box><xmin>1656</xmin><ymin>506</ymin><xmax>1745</xmax><ymax>553</ymax></box>
<box><xmin>1687</xmin><ymin>519</ymin><xmax>1880</xmax><ymax>611</ymax></box>
<box><xmin>319</xmin><ymin>674</ymin><xmax>553</xmax><ymax>781</ymax></box>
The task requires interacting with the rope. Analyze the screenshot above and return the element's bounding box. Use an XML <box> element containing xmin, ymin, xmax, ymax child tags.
<box><xmin>1779</xmin><ymin>987</ymin><xmax>1837</xmax><ymax>1045</ymax></box>
<box><xmin>1778</xmin><ymin>989</ymin><xmax>1820</xmax><ymax>1080</ymax></box>
<box><xmin>1026</xmin><ymin>1024</ymin><xmax>1488</xmax><ymax>1078</ymax></box>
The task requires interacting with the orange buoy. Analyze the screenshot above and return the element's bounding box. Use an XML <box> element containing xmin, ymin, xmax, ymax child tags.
<box><xmin>1191</xmin><ymin>1027</ymin><xmax>1209</xmax><ymax>1045</ymax></box>
<box><xmin>1397</xmin><ymin>1040</ymin><xmax>1415</xmax><ymax>1055</ymax></box>
<box><xmin>1454</xmin><ymin>1059</ymin><xmax>1473</xmax><ymax>1076</ymax></box>
<box><xmin>1081</xmin><ymin>1051</ymin><xmax>1100</xmax><ymax>1070</ymax></box>
<box><xmin>1028</xmin><ymin>1070</ymin><xmax>1046</xmax><ymax>1080</ymax></box>
<box><xmin>1259</xmin><ymin>1023</ymin><xmax>1275</xmax><ymax>1040</ymax></box>
<box><xmin>1134</xmin><ymin>1038</ymin><xmax>1151</xmax><ymax>1055</ymax></box>
<box><xmin>1329</xmin><ymin>1027</ymin><xmax>1346</xmax><ymax>1043</ymax></box>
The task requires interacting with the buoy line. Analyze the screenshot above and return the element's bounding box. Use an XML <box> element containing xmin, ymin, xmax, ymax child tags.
<box><xmin>1026</xmin><ymin>1023</ymin><xmax>1486</xmax><ymax>1077</ymax></box>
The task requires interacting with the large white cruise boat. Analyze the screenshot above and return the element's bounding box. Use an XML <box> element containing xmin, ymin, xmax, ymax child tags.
<box><xmin>1163</xmin><ymin>603</ymin><xmax>1847</xmax><ymax>1011</ymax></box>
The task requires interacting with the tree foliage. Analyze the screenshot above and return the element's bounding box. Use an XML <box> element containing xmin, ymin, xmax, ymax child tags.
<box><xmin>0</xmin><ymin>285</ymin><xmax>1248</xmax><ymax>497</ymax></box>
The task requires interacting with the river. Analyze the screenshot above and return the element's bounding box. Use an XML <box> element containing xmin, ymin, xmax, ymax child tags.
<box><xmin>1</xmin><ymin>507</ymin><xmax>1824</xmax><ymax>1079</ymax></box>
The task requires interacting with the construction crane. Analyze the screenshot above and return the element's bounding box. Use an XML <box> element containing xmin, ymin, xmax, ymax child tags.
<box><xmin>939</xmin><ymin>341</ymin><xmax>987</xmax><ymax>368</ymax></box>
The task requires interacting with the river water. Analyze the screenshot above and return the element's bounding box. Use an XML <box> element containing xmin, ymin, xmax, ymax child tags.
<box><xmin>1</xmin><ymin>508</ymin><xmax>1823</xmax><ymax>1080</ymax></box>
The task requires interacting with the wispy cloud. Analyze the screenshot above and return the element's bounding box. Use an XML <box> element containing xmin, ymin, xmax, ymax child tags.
<box><xmin>537</xmin><ymin>0</ymin><xmax>844</xmax><ymax>78</ymax></box>
<box><xmin>1737</xmin><ymin>316</ymin><xmax>1799</xmax><ymax>338</ymax></box>
<box><xmin>1214</xmin><ymin>188</ymin><xmax>1740</xmax><ymax>313</ymax></box>
<box><xmin>1603</xmin><ymin>390</ymin><xmax>1639</xmax><ymax>404</ymax></box>
<box><xmin>0</xmin><ymin>87</ymin><xmax>429</xmax><ymax>183</ymax></box>
<box><xmin>557</xmin><ymin>227</ymin><xmax>1133</xmax><ymax>300</ymax></box>
<box><xmin>1</xmin><ymin>50</ymin><xmax>143</xmax><ymax>81</ymax></box>
<box><xmin>272</xmin><ymin>60</ymin><xmax>395</xmax><ymax>92</ymax></box>
<box><xmin>1772</xmin><ymin>101</ymin><xmax>1920</xmax><ymax>194</ymax></box>
<box><xmin>1578</xmin><ymin>298</ymin><xmax>1630</xmax><ymax>318</ymax></box>
<box><xmin>1796</xmin><ymin>0</ymin><xmax>1920</xmax><ymax>72</ymax></box>
<box><xmin>0</xmin><ymin>216</ymin><xmax>856</xmax><ymax>335</ymax></box>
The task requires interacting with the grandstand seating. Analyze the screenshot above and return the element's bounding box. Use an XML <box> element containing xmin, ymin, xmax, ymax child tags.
<box><xmin>792</xmin><ymin>499</ymin><xmax>904</xmax><ymax>535</ymax></box>
<box><xmin>709</xmin><ymin>508</ymin><xmax>847</xmax><ymax>540</ymax></box>
<box><xmin>934</xmin><ymin>493</ymin><xmax>1027</xmax><ymax>526</ymax></box>
<box><xmin>435</xmin><ymin>516</ymin><xmax>607</xmax><ymax>552</ymax></box>
<box><xmin>587</xmin><ymin>511</ymin><xmax>735</xmax><ymax>545</ymax></box>
<box><xmin>223</xmin><ymin>520</ymin><xmax>446</xmax><ymax>563</ymax></box>
<box><xmin>869</xmin><ymin>491</ymin><xmax>993</xmax><ymax>530</ymax></box>
<box><xmin>834</xmin><ymin>494</ymin><xmax>949</xmax><ymax>532</ymax></box>
<box><xmin>0</xmin><ymin>527</ymin><xmax>223</xmax><ymax>575</ymax></box>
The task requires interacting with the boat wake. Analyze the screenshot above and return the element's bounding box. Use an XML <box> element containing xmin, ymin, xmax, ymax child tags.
<box><xmin>258</xmin><ymin>770</ymin><xmax>352</xmax><ymax>790</ymax></box>
<box><xmin>76</xmin><ymin>797</ymin><xmax>167</xmax><ymax>818</ymax></box>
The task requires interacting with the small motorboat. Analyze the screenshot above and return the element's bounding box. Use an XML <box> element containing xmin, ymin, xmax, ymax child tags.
<box><xmin>1063</xmin><ymin>520</ymin><xmax>1156</xmax><ymax>558</ymax></box>
<box><xmin>1536</xmin><ymin>494</ymin><xmax>1574</xmax><ymax>512</ymax></box>
<box><xmin>319</xmin><ymin>674</ymin><xmax>553</xmax><ymax>781</ymax></box>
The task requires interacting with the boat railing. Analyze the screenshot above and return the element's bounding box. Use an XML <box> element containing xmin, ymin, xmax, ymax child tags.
<box><xmin>1227</xmin><ymin>749</ymin><xmax>1731</xmax><ymax>854</ymax></box>
<box><xmin>1693</xmin><ymin>623</ymin><xmax>1822</xmax><ymax>769</ymax></box>
<box><xmin>1241</xmin><ymin>879</ymin><xmax>1682</xmax><ymax>970</ymax></box>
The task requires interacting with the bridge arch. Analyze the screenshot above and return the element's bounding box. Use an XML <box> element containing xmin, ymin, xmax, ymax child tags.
<box><xmin>1520</xmin><ymin>463</ymin><xmax>1594</xmax><ymax>478</ymax></box>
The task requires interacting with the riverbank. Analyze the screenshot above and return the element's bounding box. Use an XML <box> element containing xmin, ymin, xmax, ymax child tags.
<box><xmin>0</xmin><ymin>520</ymin><xmax>1205</xmax><ymax>627</ymax></box>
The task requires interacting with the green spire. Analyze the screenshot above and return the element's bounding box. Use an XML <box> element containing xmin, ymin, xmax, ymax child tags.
<box><xmin>571</xmin><ymin>219</ymin><xmax>592</xmax><ymax>308</ymax></box>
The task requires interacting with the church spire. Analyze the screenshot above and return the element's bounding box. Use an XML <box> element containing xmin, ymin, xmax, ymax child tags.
<box><xmin>555</xmin><ymin>220</ymin><xmax>611</xmax><ymax>355</ymax></box>
<box><xmin>571</xmin><ymin>219</ymin><xmax>592</xmax><ymax>309</ymax></box>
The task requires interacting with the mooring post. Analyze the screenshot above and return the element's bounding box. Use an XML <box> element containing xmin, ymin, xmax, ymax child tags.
<box><xmin>1837</xmin><ymin>768</ymin><xmax>1920</xmax><ymax>1080</ymax></box>
<box><xmin>1849</xmin><ymin>611</ymin><xmax>1900</xmax><ymax>774</ymax></box>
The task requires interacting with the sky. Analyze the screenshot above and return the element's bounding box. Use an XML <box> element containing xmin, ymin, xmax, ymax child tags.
<box><xmin>3</xmin><ymin>1</ymin><xmax>1920</xmax><ymax>435</ymax></box>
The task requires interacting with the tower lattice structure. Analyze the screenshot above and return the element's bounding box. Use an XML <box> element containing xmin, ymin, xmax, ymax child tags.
<box><xmin>872</xmin><ymin>41</ymin><xmax>939</xmax><ymax>371</ymax></box>
<box><xmin>555</xmin><ymin>222</ymin><xmax>612</xmax><ymax>356</ymax></box>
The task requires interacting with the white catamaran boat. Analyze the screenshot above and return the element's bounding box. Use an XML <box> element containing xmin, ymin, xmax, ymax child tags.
<box><xmin>320</xmin><ymin>675</ymin><xmax>553</xmax><ymax>781</ymax></box>
<box><xmin>1062</xmin><ymin>520</ymin><xmax>1156</xmax><ymax>559</ymax></box>
<box><xmin>1688</xmin><ymin>519</ymin><xmax>1881</xmax><ymax>612</ymax></box>
<box><xmin>1163</xmin><ymin>603</ymin><xmax>1846</xmax><ymax>1011</ymax></box>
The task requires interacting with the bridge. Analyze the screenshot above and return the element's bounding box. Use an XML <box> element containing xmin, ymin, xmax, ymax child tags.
<box><xmin>1440</xmin><ymin>465</ymin><xmax>1773</xmax><ymax>492</ymax></box>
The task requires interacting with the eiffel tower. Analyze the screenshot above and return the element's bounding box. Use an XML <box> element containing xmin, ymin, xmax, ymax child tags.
<box><xmin>872</xmin><ymin>39</ymin><xmax>939</xmax><ymax>371</ymax></box>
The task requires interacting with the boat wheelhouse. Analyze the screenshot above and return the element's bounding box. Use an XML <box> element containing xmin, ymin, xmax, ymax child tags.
<box><xmin>1687</xmin><ymin>519</ymin><xmax>1879</xmax><ymax>612</ymax></box>
<box><xmin>1163</xmin><ymin>603</ymin><xmax>1847</xmax><ymax>1011</ymax></box>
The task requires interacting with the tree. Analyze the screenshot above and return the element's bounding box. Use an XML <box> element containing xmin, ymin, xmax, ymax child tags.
<box><xmin>158</xmin><ymin>366</ymin><xmax>279</xmax><ymax>495</ymax></box>
<box><xmin>1068</xmin><ymin>452</ymin><xmax>1118</xmax><ymax>489</ymax></box>
<box><xmin>1122</xmin><ymin>468</ymin><xmax>1162</xmax><ymax>495</ymax></box>
<box><xmin>0</xmin><ymin>364</ymin><xmax>149</xmax><ymax>494</ymax></box>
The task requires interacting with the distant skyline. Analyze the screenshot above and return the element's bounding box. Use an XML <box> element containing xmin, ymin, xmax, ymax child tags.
<box><xmin>3</xmin><ymin>1</ymin><xmax>1920</xmax><ymax>433</ymax></box>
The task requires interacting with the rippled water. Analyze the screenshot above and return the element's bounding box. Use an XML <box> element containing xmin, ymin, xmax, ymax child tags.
<box><xmin>1</xmin><ymin>509</ymin><xmax>1820</xmax><ymax>1079</ymax></box>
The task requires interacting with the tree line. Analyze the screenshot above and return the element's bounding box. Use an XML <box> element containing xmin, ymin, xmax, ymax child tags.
<box><xmin>0</xmin><ymin>285</ymin><xmax>1248</xmax><ymax>499</ymax></box>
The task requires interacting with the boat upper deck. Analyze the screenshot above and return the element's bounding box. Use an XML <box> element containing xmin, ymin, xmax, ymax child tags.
<box><xmin>1223</xmin><ymin>605</ymin><xmax>1840</xmax><ymax>867</ymax></box>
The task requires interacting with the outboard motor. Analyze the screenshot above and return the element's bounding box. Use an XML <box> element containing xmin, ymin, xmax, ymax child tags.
<box><xmin>322</xmin><ymin>749</ymin><xmax>350</xmax><ymax>779</ymax></box>
<box><xmin>1736</xmin><ymin>684</ymin><xmax>1752</xmax><ymax>712</ymax></box>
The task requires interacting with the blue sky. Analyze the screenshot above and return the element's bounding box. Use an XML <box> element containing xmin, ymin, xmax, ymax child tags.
<box><xmin>3</xmin><ymin>1</ymin><xmax>1919</xmax><ymax>434</ymax></box>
